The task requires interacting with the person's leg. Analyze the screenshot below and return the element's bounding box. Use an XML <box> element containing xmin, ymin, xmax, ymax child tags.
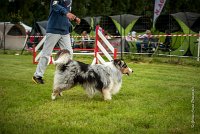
<box><xmin>136</xmin><ymin>42</ymin><xmax>141</xmax><ymax>53</ymax></box>
<box><xmin>58</xmin><ymin>34</ymin><xmax>73</xmax><ymax>59</ymax></box>
<box><xmin>166</xmin><ymin>42</ymin><xmax>170</xmax><ymax>49</ymax></box>
<box><xmin>34</xmin><ymin>33</ymin><xmax>60</xmax><ymax>78</ymax></box>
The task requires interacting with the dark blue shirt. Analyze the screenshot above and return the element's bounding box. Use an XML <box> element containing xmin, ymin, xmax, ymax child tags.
<box><xmin>46</xmin><ymin>0</ymin><xmax>72</xmax><ymax>35</ymax></box>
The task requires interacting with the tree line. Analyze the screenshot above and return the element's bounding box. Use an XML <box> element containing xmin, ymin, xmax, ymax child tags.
<box><xmin>0</xmin><ymin>0</ymin><xmax>199</xmax><ymax>26</ymax></box>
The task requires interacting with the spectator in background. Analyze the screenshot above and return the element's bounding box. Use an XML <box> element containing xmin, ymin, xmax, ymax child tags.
<box><xmin>34</xmin><ymin>32</ymin><xmax>42</xmax><ymax>44</ymax></box>
<box><xmin>126</xmin><ymin>31</ymin><xmax>137</xmax><ymax>42</ymax></box>
<box><xmin>76</xmin><ymin>31</ymin><xmax>90</xmax><ymax>48</ymax></box>
<box><xmin>159</xmin><ymin>30</ymin><xmax>172</xmax><ymax>51</ymax></box>
<box><xmin>27</xmin><ymin>32</ymin><xmax>43</xmax><ymax>50</ymax></box>
<box><xmin>136</xmin><ymin>30</ymin><xmax>152</xmax><ymax>52</ymax></box>
<box><xmin>163</xmin><ymin>30</ymin><xmax>172</xmax><ymax>50</ymax></box>
<box><xmin>27</xmin><ymin>33</ymin><xmax>34</xmax><ymax>49</ymax></box>
<box><xmin>104</xmin><ymin>31</ymin><xmax>111</xmax><ymax>39</ymax></box>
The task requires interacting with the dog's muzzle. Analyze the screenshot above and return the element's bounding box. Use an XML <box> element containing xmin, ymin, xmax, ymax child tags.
<box><xmin>125</xmin><ymin>67</ymin><xmax>133</xmax><ymax>76</ymax></box>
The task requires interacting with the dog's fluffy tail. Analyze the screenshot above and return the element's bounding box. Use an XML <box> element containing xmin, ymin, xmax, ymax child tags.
<box><xmin>53</xmin><ymin>49</ymin><xmax>71</xmax><ymax>65</ymax></box>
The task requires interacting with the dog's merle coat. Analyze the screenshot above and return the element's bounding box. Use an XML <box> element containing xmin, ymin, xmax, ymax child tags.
<box><xmin>52</xmin><ymin>50</ymin><xmax>133</xmax><ymax>100</ymax></box>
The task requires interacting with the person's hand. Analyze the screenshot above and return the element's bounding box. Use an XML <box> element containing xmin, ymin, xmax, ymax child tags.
<box><xmin>74</xmin><ymin>17</ymin><xmax>81</xmax><ymax>25</ymax></box>
<box><xmin>66</xmin><ymin>12</ymin><xmax>76</xmax><ymax>21</ymax></box>
<box><xmin>66</xmin><ymin>13</ymin><xmax>81</xmax><ymax>25</ymax></box>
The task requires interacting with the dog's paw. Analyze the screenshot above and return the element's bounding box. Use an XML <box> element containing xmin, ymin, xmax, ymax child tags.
<box><xmin>104</xmin><ymin>96</ymin><xmax>112</xmax><ymax>101</ymax></box>
<box><xmin>51</xmin><ymin>93</ymin><xmax>56</xmax><ymax>100</ymax></box>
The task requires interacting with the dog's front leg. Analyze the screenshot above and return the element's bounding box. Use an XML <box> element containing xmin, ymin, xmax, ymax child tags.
<box><xmin>52</xmin><ymin>83</ymin><xmax>73</xmax><ymax>100</ymax></box>
<box><xmin>102</xmin><ymin>89</ymin><xmax>112</xmax><ymax>101</ymax></box>
<box><xmin>51</xmin><ymin>89</ymin><xmax>61</xmax><ymax>100</ymax></box>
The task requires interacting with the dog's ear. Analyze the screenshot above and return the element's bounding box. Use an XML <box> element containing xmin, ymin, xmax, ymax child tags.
<box><xmin>113</xmin><ymin>59</ymin><xmax>121</xmax><ymax>66</ymax></box>
<box><xmin>113</xmin><ymin>59</ymin><xmax>128</xmax><ymax>68</ymax></box>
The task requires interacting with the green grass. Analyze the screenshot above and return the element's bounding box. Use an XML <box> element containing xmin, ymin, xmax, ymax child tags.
<box><xmin>0</xmin><ymin>53</ymin><xmax>199</xmax><ymax>134</ymax></box>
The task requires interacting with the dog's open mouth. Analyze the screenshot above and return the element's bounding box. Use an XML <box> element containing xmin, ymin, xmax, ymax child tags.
<box><xmin>126</xmin><ymin>72</ymin><xmax>133</xmax><ymax>76</ymax></box>
<box><xmin>124</xmin><ymin>72</ymin><xmax>132</xmax><ymax>76</ymax></box>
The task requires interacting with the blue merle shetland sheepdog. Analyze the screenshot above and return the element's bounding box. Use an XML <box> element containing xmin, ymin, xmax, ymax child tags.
<box><xmin>52</xmin><ymin>49</ymin><xmax>133</xmax><ymax>101</ymax></box>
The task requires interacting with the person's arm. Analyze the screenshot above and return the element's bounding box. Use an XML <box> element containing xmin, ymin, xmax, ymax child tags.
<box><xmin>138</xmin><ymin>34</ymin><xmax>147</xmax><ymax>39</ymax></box>
<box><xmin>52</xmin><ymin>0</ymin><xmax>80</xmax><ymax>24</ymax></box>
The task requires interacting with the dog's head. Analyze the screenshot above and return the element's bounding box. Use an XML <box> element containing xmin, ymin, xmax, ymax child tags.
<box><xmin>113</xmin><ymin>59</ymin><xmax>133</xmax><ymax>76</ymax></box>
<box><xmin>54</xmin><ymin>49</ymin><xmax>71</xmax><ymax>65</ymax></box>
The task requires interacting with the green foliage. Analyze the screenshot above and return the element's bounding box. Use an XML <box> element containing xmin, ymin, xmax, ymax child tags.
<box><xmin>10</xmin><ymin>10</ymin><xmax>22</xmax><ymax>23</ymax></box>
<box><xmin>0</xmin><ymin>0</ymin><xmax>199</xmax><ymax>25</ymax></box>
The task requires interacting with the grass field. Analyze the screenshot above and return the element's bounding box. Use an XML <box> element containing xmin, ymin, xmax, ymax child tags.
<box><xmin>0</xmin><ymin>53</ymin><xmax>199</xmax><ymax>134</ymax></box>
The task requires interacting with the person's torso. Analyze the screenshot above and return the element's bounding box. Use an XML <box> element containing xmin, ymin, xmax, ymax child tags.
<box><xmin>47</xmin><ymin>0</ymin><xmax>72</xmax><ymax>35</ymax></box>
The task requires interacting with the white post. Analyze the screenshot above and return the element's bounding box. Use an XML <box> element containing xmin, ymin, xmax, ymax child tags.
<box><xmin>197</xmin><ymin>31</ymin><xmax>200</xmax><ymax>61</ymax></box>
<box><xmin>93</xmin><ymin>26</ymin><xmax>117</xmax><ymax>64</ymax></box>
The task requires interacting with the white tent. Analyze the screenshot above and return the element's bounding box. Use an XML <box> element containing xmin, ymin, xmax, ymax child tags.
<box><xmin>0</xmin><ymin>22</ymin><xmax>26</xmax><ymax>50</ymax></box>
<box><xmin>20</xmin><ymin>22</ymin><xmax>32</xmax><ymax>33</ymax></box>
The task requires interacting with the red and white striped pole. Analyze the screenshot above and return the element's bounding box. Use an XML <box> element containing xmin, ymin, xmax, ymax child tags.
<box><xmin>114</xmin><ymin>48</ymin><xmax>117</xmax><ymax>59</ymax></box>
<box><xmin>32</xmin><ymin>45</ymin><xmax>37</xmax><ymax>64</ymax></box>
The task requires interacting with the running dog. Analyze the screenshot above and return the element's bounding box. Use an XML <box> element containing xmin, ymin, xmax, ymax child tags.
<box><xmin>52</xmin><ymin>49</ymin><xmax>133</xmax><ymax>101</ymax></box>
